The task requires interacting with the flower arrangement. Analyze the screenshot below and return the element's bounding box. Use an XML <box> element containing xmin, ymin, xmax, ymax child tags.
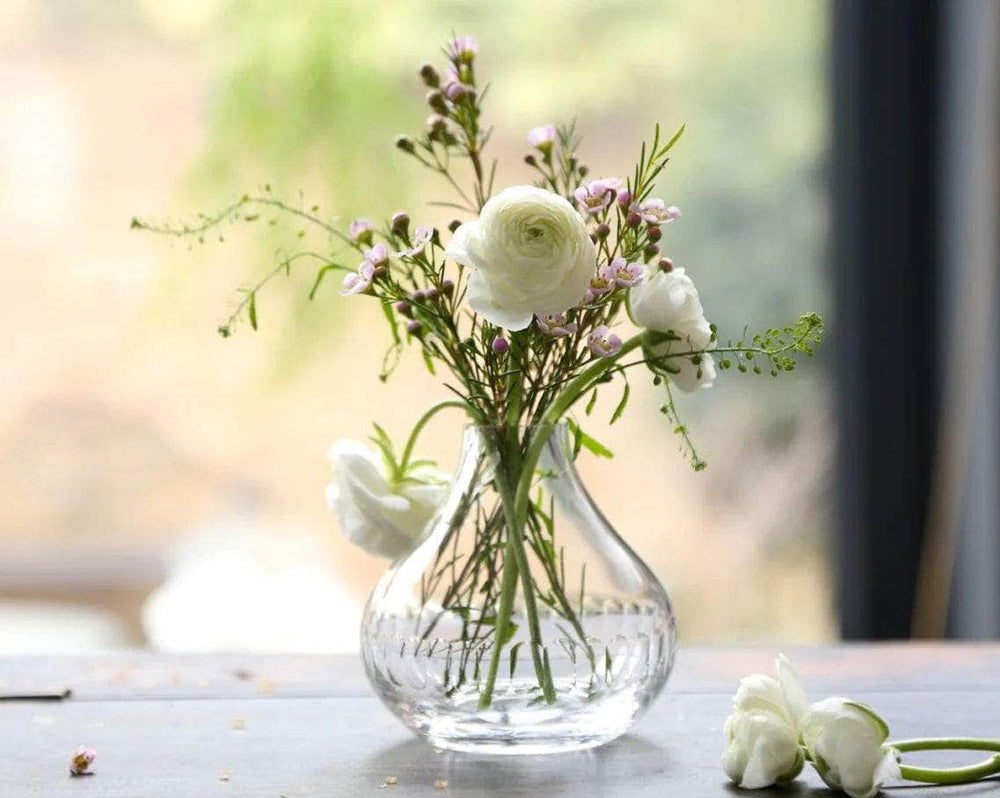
<box><xmin>724</xmin><ymin>656</ymin><xmax>1000</xmax><ymax>797</ymax></box>
<box><xmin>134</xmin><ymin>36</ymin><xmax>824</xmax><ymax>734</ymax></box>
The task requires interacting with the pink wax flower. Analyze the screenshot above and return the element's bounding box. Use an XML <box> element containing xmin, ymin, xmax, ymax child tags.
<box><xmin>587</xmin><ymin>263</ymin><xmax>617</xmax><ymax>299</ymax></box>
<box><xmin>633</xmin><ymin>198</ymin><xmax>681</xmax><ymax>224</ymax></box>
<box><xmin>535</xmin><ymin>312</ymin><xmax>578</xmax><ymax>337</ymax></box>
<box><xmin>340</xmin><ymin>261</ymin><xmax>377</xmax><ymax>296</ymax></box>
<box><xmin>492</xmin><ymin>336</ymin><xmax>510</xmax><ymax>354</ymax></box>
<box><xmin>588</xmin><ymin>325</ymin><xmax>623</xmax><ymax>357</ymax></box>
<box><xmin>448</xmin><ymin>35</ymin><xmax>479</xmax><ymax>63</ymax></box>
<box><xmin>527</xmin><ymin>125</ymin><xmax>558</xmax><ymax>153</ymax></box>
<box><xmin>574</xmin><ymin>178</ymin><xmax>623</xmax><ymax>215</ymax></box>
<box><xmin>348</xmin><ymin>217</ymin><xmax>374</xmax><ymax>245</ymax></box>
<box><xmin>610</xmin><ymin>256</ymin><xmax>644</xmax><ymax>288</ymax></box>
<box><xmin>70</xmin><ymin>747</ymin><xmax>96</xmax><ymax>776</ymax></box>
<box><xmin>395</xmin><ymin>226</ymin><xmax>434</xmax><ymax>257</ymax></box>
<box><xmin>617</xmin><ymin>189</ymin><xmax>632</xmax><ymax>211</ymax></box>
<box><xmin>365</xmin><ymin>242</ymin><xmax>389</xmax><ymax>268</ymax></box>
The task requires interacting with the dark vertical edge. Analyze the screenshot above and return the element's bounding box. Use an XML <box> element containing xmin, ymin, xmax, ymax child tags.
<box><xmin>833</xmin><ymin>0</ymin><xmax>943</xmax><ymax>639</ymax></box>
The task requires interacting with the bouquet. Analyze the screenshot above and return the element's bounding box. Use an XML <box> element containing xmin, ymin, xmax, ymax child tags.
<box><xmin>135</xmin><ymin>34</ymin><xmax>823</xmax><ymax>749</ymax></box>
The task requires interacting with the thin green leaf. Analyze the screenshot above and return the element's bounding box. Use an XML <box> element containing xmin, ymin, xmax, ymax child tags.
<box><xmin>247</xmin><ymin>292</ymin><xmax>258</xmax><ymax>330</ymax></box>
<box><xmin>509</xmin><ymin>642</ymin><xmax>523</xmax><ymax>680</ymax></box>
<box><xmin>380</xmin><ymin>300</ymin><xmax>401</xmax><ymax>345</ymax></box>
<box><xmin>566</xmin><ymin>419</ymin><xmax>614</xmax><ymax>459</ymax></box>
<box><xmin>610</xmin><ymin>381</ymin><xmax>630</xmax><ymax>425</ymax></box>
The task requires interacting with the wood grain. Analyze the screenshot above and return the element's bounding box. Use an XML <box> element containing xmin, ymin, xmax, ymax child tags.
<box><xmin>1</xmin><ymin>645</ymin><xmax>997</xmax><ymax>796</ymax></box>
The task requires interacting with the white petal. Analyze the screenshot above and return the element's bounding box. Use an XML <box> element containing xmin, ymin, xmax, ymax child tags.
<box><xmin>465</xmin><ymin>271</ymin><xmax>534</xmax><ymax>330</ymax></box>
<box><xmin>776</xmin><ymin>654</ymin><xmax>810</xmax><ymax>730</ymax></box>
<box><xmin>443</xmin><ymin>220</ymin><xmax>486</xmax><ymax>271</ymax></box>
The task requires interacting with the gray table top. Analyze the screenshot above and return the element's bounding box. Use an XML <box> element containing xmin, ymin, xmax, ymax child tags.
<box><xmin>1</xmin><ymin>644</ymin><xmax>998</xmax><ymax>797</ymax></box>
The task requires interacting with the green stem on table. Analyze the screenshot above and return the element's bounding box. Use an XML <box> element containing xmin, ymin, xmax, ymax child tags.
<box><xmin>891</xmin><ymin>738</ymin><xmax>1000</xmax><ymax>785</ymax></box>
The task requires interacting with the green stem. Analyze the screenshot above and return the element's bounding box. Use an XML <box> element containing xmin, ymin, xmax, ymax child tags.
<box><xmin>892</xmin><ymin>739</ymin><xmax>1000</xmax><ymax>786</ymax></box>
<box><xmin>399</xmin><ymin>400</ymin><xmax>471</xmax><ymax>473</ymax></box>
<box><xmin>478</xmin><ymin>333</ymin><xmax>649</xmax><ymax>709</ymax></box>
<box><xmin>496</xmin><ymin>444</ymin><xmax>556</xmax><ymax>705</ymax></box>
<box><xmin>514</xmin><ymin>334</ymin><xmax>645</xmax><ymax>521</ymax></box>
<box><xmin>477</xmin><ymin>526</ymin><xmax>520</xmax><ymax>710</ymax></box>
<box><xmin>892</xmin><ymin>738</ymin><xmax>1000</xmax><ymax>754</ymax></box>
<box><xmin>899</xmin><ymin>756</ymin><xmax>1000</xmax><ymax>785</ymax></box>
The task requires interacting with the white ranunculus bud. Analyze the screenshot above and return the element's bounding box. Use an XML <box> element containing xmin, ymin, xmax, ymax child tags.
<box><xmin>444</xmin><ymin>185</ymin><xmax>597</xmax><ymax>330</ymax></box>
<box><xmin>802</xmin><ymin>698</ymin><xmax>900</xmax><ymax>798</ymax></box>
<box><xmin>723</xmin><ymin>709</ymin><xmax>804</xmax><ymax>789</ymax></box>
<box><xmin>722</xmin><ymin>655</ymin><xmax>809</xmax><ymax>790</ymax></box>
<box><xmin>325</xmin><ymin>441</ymin><xmax>447</xmax><ymax>560</ymax></box>
<box><xmin>629</xmin><ymin>265</ymin><xmax>716</xmax><ymax>392</ymax></box>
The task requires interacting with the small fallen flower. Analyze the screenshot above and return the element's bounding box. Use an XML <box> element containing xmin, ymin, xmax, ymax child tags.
<box><xmin>379</xmin><ymin>775</ymin><xmax>398</xmax><ymax>788</ymax></box>
<box><xmin>218</xmin><ymin>770</ymin><xmax>231</xmax><ymax>782</ymax></box>
<box><xmin>231</xmin><ymin>718</ymin><xmax>246</xmax><ymax>731</ymax></box>
<box><xmin>70</xmin><ymin>747</ymin><xmax>96</xmax><ymax>776</ymax></box>
<box><xmin>435</xmin><ymin>779</ymin><xmax>448</xmax><ymax>790</ymax></box>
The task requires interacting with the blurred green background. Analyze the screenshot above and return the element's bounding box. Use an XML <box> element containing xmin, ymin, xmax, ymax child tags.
<box><xmin>0</xmin><ymin>0</ymin><xmax>832</xmax><ymax>652</ymax></box>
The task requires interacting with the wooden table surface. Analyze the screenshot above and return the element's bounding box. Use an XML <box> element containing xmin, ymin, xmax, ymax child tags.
<box><xmin>1</xmin><ymin>645</ymin><xmax>998</xmax><ymax>797</ymax></box>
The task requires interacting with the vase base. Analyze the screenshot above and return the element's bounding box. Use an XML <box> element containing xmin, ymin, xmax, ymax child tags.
<box><xmin>392</xmin><ymin>682</ymin><xmax>655</xmax><ymax>756</ymax></box>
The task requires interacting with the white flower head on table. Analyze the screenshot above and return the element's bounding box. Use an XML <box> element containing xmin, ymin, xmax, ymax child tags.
<box><xmin>725</xmin><ymin>655</ymin><xmax>1000</xmax><ymax>796</ymax></box>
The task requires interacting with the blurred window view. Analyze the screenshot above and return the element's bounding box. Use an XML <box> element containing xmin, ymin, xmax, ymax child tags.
<box><xmin>1</xmin><ymin>0</ymin><xmax>833</xmax><ymax>653</ymax></box>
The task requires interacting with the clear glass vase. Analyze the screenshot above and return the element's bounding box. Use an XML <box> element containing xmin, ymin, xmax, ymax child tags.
<box><xmin>361</xmin><ymin>423</ymin><xmax>676</xmax><ymax>754</ymax></box>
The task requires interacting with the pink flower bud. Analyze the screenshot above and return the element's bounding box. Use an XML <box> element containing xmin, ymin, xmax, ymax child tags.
<box><xmin>394</xmin><ymin>300</ymin><xmax>413</xmax><ymax>318</ymax></box>
<box><xmin>492</xmin><ymin>336</ymin><xmax>509</xmax><ymax>354</ymax></box>
<box><xmin>426</xmin><ymin>89</ymin><xmax>448</xmax><ymax>114</ymax></box>
<box><xmin>626</xmin><ymin>211</ymin><xmax>642</xmax><ymax>228</ymax></box>
<box><xmin>448</xmin><ymin>35</ymin><xmax>479</xmax><ymax>64</ymax></box>
<box><xmin>596</xmin><ymin>223</ymin><xmax>611</xmax><ymax>240</ymax></box>
<box><xmin>647</xmin><ymin>224</ymin><xmax>662</xmax><ymax>242</ymax></box>
<box><xmin>445</xmin><ymin>82</ymin><xmax>469</xmax><ymax>102</ymax></box>
<box><xmin>349</xmin><ymin>218</ymin><xmax>374</xmax><ymax>246</ymax></box>
<box><xmin>527</xmin><ymin>124</ymin><xmax>557</xmax><ymax>154</ymax></box>
<box><xmin>426</xmin><ymin>114</ymin><xmax>448</xmax><ymax>137</ymax></box>
<box><xmin>406</xmin><ymin>320</ymin><xmax>423</xmax><ymax>337</ymax></box>
<box><xmin>659</xmin><ymin>257</ymin><xmax>674</xmax><ymax>272</ymax></box>
<box><xmin>644</xmin><ymin>243</ymin><xmax>660</xmax><ymax>257</ymax></box>
<box><xmin>419</xmin><ymin>63</ymin><xmax>440</xmax><ymax>88</ymax></box>
<box><xmin>617</xmin><ymin>189</ymin><xmax>632</xmax><ymax>210</ymax></box>
<box><xmin>441</xmin><ymin>279</ymin><xmax>455</xmax><ymax>297</ymax></box>
<box><xmin>395</xmin><ymin>135</ymin><xmax>416</xmax><ymax>154</ymax></box>
<box><xmin>391</xmin><ymin>212</ymin><xmax>410</xmax><ymax>237</ymax></box>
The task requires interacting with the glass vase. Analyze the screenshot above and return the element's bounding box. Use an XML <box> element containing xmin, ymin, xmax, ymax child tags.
<box><xmin>361</xmin><ymin>423</ymin><xmax>676</xmax><ymax>754</ymax></box>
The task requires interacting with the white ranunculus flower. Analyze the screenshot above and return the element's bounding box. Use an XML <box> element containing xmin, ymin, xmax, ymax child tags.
<box><xmin>723</xmin><ymin>655</ymin><xmax>809</xmax><ymax>789</ymax></box>
<box><xmin>802</xmin><ymin>698</ymin><xmax>900</xmax><ymax>798</ymax></box>
<box><xmin>325</xmin><ymin>441</ymin><xmax>448</xmax><ymax>560</ymax></box>
<box><xmin>444</xmin><ymin>185</ymin><xmax>597</xmax><ymax>330</ymax></box>
<box><xmin>723</xmin><ymin>710</ymin><xmax>805</xmax><ymax>789</ymax></box>
<box><xmin>629</xmin><ymin>265</ymin><xmax>716</xmax><ymax>392</ymax></box>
